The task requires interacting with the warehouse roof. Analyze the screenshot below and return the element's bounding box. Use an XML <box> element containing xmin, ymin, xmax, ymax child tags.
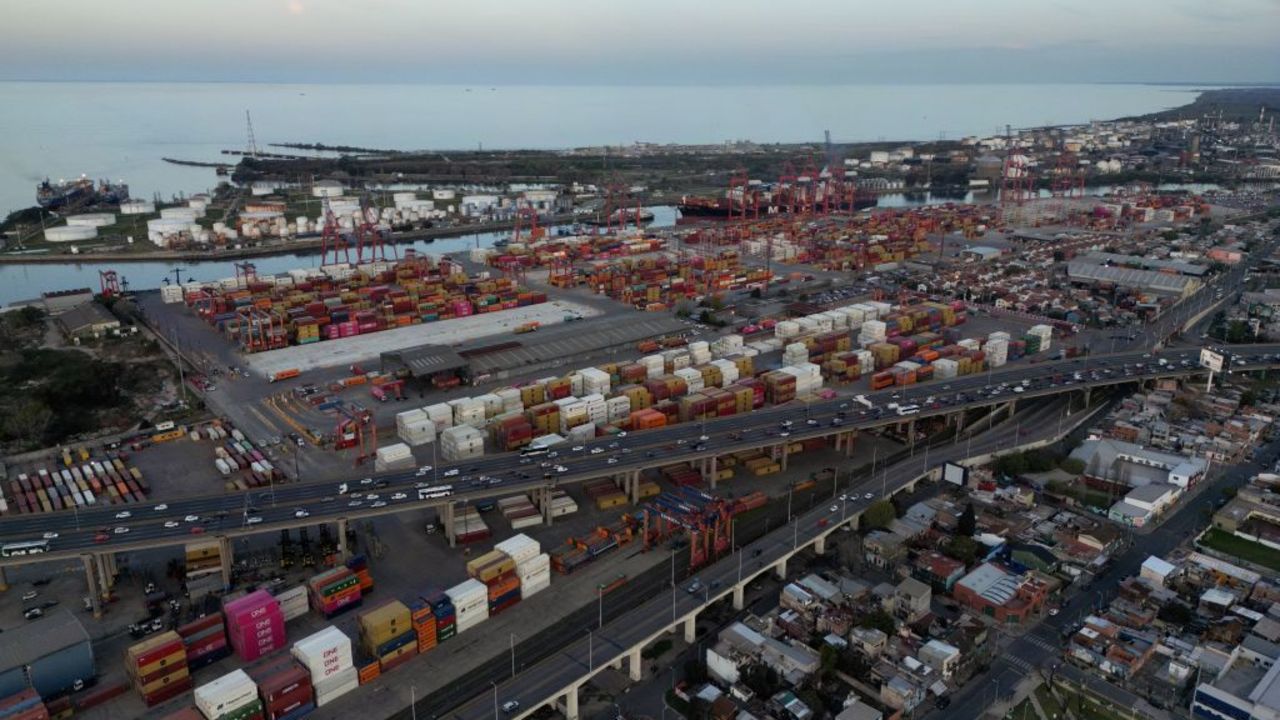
<box><xmin>0</xmin><ymin>610</ymin><xmax>91</xmax><ymax>672</ymax></box>
<box><xmin>957</xmin><ymin>563</ymin><xmax>1022</xmax><ymax>605</ymax></box>
<box><xmin>1065</xmin><ymin>262</ymin><xmax>1198</xmax><ymax>294</ymax></box>
<box><xmin>1074</xmin><ymin>251</ymin><xmax>1208</xmax><ymax>277</ymax></box>
<box><xmin>381</xmin><ymin>345</ymin><xmax>468</xmax><ymax>377</ymax></box>
<box><xmin>57</xmin><ymin>301</ymin><xmax>120</xmax><ymax>336</ymax></box>
<box><xmin>466</xmin><ymin>316</ymin><xmax>689</xmax><ymax>376</ymax></box>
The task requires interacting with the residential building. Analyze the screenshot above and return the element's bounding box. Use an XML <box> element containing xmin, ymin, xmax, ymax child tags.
<box><xmin>913</xmin><ymin>552</ymin><xmax>967</xmax><ymax>592</ymax></box>
<box><xmin>41</xmin><ymin>288</ymin><xmax>94</xmax><ymax>315</ymax></box>
<box><xmin>863</xmin><ymin>530</ymin><xmax>907</xmax><ymax>570</ymax></box>
<box><xmin>895</xmin><ymin>578</ymin><xmax>932</xmax><ymax>623</ymax></box>
<box><xmin>1070</xmin><ymin>438</ymin><xmax>1208</xmax><ymax>489</ymax></box>
<box><xmin>918</xmin><ymin>640</ymin><xmax>961</xmax><ymax>680</ymax></box>
<box><xmin>850</xmin><ymin>627</ymin><xmax>888</xmax><ymax>659</ymax></box>
<box><xmin>1139</xmin><ymin>556</ymin><xmax>1177</xmax><ymax>587</ymax></box>
<box><xmin>835</xmin><ymin>700</ymin><xmax>882</xmax><ymax>720</ymax></box>
<box><xmin>1192</xmin><ymin>647</ymin><xmax>1280</xmax><ymax>720</ymax></box>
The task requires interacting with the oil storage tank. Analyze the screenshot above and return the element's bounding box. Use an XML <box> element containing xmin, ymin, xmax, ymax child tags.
<box><xmin>0</xmin><ymin>610</ymin><xmax>95</xmax><ymax>698</ymax></box>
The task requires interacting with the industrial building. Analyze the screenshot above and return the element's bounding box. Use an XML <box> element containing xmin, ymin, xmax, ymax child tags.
<box><xmin>1064</xmin><ymin>261</ymin><xmax>1201</xmax><ymax>297</ymax></box>
<box><xmin>56</xmin><ymin>301</ymin><xmax>122</xmax><ymax>340</ymax></box>
<box><xmin>0</xmin><ymin>610</ymin><xmax>95</xmax><ymax>699</ymax></box>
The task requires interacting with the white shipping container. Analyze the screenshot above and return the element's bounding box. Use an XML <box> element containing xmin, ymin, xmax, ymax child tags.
<box><xmin>194</xmin><ymin>669</ymin><xmax>256</xmax><ymax>719</ymax></box>
<box><xmin>275</xmin><ymin>585</ymin><xmax>309</xmax><ymax>622</ymax></box>
<box><xmin>314</xmin><ymin>666</ymin><xmax>359</xmax><ymax>707</ymax></box>
<box><xmin>292</xmin><ymin>627</ymin><xmax>354</xmax><ymax>681</ymax></box>
<box><xmin>495</xmin><ymin>535</ymin><xmax>541</xmax><ymax>565</ymax></box>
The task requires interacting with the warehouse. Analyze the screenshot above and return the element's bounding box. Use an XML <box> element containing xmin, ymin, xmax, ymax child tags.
<box><xmin>380</xmin><ymin>344</ymin><xmax>470</xmax><ymax>385</ymax></box>
<box><xmin>0</xmin><ymin>610</ymin><xmax>95</xmax><ymax>699</ymax></box>
<box><xmin>1072</xmin><ymin>251</ymin><xmax>1209</xmax><ymax>277</ymax></box>
<box><xmin>56</xmin><ymin>301</ymin><xmax>122</xmax><ymax>340</ymax></box>
<box><xmin>1065</xmin><ymin>262</ymin><xmax>1201</xmax><ymax>298</ymax></box>
<box><xmin>466</xmin><ymin>315</ymin><xmax>691</xmax><ymax>381</ymax></box>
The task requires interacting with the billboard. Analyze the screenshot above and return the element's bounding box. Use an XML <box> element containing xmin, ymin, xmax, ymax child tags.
<box><xmin>1199</xmin><ymin>348</ymin><xmax>1225</xmax><ymax>373</ymax></box>
<box><xmin>943</xmin><ymin>462</ymin><xmax>967</xmax><ymax>486</ymax></box>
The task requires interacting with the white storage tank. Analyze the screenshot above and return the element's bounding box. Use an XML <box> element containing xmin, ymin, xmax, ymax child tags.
<box><xmin>44</xmin><ymin>225</ymin><xmax>97</xmax><ymax>242</ymax></box>
<box><xmin>66</xmin><ymin>213</ymin><xmax>115</xmax><ymax>228</ymax></box>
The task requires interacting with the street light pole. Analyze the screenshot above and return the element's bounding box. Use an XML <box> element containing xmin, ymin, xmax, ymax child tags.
<box><xmin>588</xmin><ymin>630</ymin><xmax>594</xmax><ymax>672</ymax></box>
<box><xmin>490</xmin><ymin>681</ymin><xmax>499</xmax><ymax>720</ymax></box>
<box><xmin>411</xmin><ymin>686</ymin><xmax>417</xmax><ymax>720</ymax></box>
<box><xmin>598</xmin><ymin>586</ymin><xmax>603</xmax><ymax>630</ymax></box>
<box><xmin>510</xmin><ymin>633</ymin><xmax>517</xmax><ymax>678</ymax></box>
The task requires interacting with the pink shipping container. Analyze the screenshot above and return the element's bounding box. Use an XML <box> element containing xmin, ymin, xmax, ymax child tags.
<box><xmin>228</xmin><ymin>610</ymin><xmax>286</xmax><ymax>661</ymax></box>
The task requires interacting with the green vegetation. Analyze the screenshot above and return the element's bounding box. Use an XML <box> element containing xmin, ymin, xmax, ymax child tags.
<box><xmin>993</xmin><ymin>449</ymin><xmax>1063</xmax><ymax>476</ymax></box>
<box><xmin>1046</xmin><ymin>479</ymin><xmax>1115</xmax><ymax>510</ymax></box>
<box><xmin>1060</xmin><ymin>458</ymin><xmax>1087</xmax><ymax>475</ymax></box>
<box><xmin>1035</xmin><ymin>685</ymin><xmax>1064</xmax><ymax>719</ymax></box>
<box><xmin>944</xmin><ymin>536</ymin><xmax>982</xmax><ymax>565</ymax></box>
<box><xmin>858</xmin><ymin>609</ymin><xmax>896</xmax><ymax>636</ymax></box>
<box><xmin>860</xmin><ymin>499</ymin><xmax>897</xmax><ymax>531</ymax></box>
<box><xmin>958</xmin><ymin>502</ymin><xmax>977</xmax><ymax>536</ymax></box>
<box><xmin>1200</xmin><ymin>527</ymin><xmax>1280</xmax><ymax>572</ymax></box>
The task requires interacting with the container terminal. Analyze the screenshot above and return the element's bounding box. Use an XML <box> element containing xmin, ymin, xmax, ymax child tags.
<box><xmin>0</xmin><ymin>117</ymin><xmax>1276</xmax><ymax>720</ymax></box>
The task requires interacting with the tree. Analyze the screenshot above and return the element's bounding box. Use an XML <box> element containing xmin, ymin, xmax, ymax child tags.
<box><xmin>958</xmin><ymin>503</ymin><xmax>977</xmax><ymax>537</ymax></box>
<box><xmin>944</xmin><ymin>536</ymin><xmax>981</xmax><ymax>565</ymax></box>
<box><xmin>1241</xmin><ymin>390</ymin><xmax>1258</xmax><ymax>407</ymax></box>
<box><xmin>1059</xmin><ymin>458</ymin><xmax>1086</xmax><ymax>475</ymax></box>
<box><xmin>819</xmin><ymin>644</ymin><xmax>839</xmax><ymax>680</ymax></box>
<box><xmin>860</xmin><ymin>500</ymin><xmax>896</xmax><ymax>531</ymax></box>
<box><xmin>683</xmin><ymin>658</ymin><xmax>708</xmax><ymax>685</ymax></box>
<box><xmin>859</xmin><ymin>609</ymin><xmax>896</xmax><ymax>636</ymax></box>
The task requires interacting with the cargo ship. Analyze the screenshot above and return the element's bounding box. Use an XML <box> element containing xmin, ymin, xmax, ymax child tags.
<box><xmin>677</xmin><ymin>189</ymin><xmax>876</xmax><ymax>220</ymax></box>
<box><xmin>36</xmin><ymin>176</ymin><xmax>129</xmax><ymax>209</ymax></box>
<box><xmin>583</xmin><ymin>207</ymin><xmax>655</xmax><ymax>226</ymax></box>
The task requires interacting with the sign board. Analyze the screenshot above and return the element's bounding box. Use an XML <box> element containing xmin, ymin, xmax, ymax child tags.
<box><xmin>943</xmin><ymin>462</ymin><xmax>967</xmax><ymax>486</ymax></box>
<box><xmin>1199</xmin><ymin>348</ymin><xmax>1225</xmax><ymax>373</ymax></box>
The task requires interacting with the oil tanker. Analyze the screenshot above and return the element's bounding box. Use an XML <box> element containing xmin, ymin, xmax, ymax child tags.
<box><xmin>37</xmin><ymin>176</ymin><xmax>130</xmax><ymax>209</ymax></box>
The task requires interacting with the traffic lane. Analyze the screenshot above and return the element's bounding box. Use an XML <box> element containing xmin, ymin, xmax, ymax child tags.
<box><xmin>1</xmin><ymin>345</ymin><xmax>1267</xmax><ymax>549</ymax></box>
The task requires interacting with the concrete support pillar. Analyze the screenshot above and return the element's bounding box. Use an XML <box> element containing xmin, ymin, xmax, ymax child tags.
<box><xmin>0</xmin><ymin>565</ymin><xmax>7</xmax><ymax>592</ymax></box>
<box><xmin>814</xmin><ymin>535</ymin><xmax>827</xmax><ymax>555</ymax></box>
<box><xmin>81</xmin><ymin>554</ymin><xmax>102</xmax><ymax>618</ymax></box>
<box><xmin>218</xmin><ymin>536</ymin><xmax>233</xmax><ymax>589</ymax></box>
<box><xmin>1083</xmin><ymin>386</ymin><xmax>1092</xmax><ymax>407</ymax></box>
<box><xmin>442</xmin><ymin>503</ymin><xmax>457</xmax><ymax>547</ymax></box>
<box><xmin>610</xmin><ymin>658</ymin><xmax>623</xmax><ymax>671</ymax></box>
<box><xmin>683</xmin><ymin>614</ymin><xmax>697</xmax><ymax>644</ymax></box>
<box><xmin>908</xmin><ymin>419</ymin><xmax>917</xmax><ymax>449</ymax></box>
<box><xmin>774</xmin><ymin>557</ymin><xmax>787</xmax><ymax>580</ymax></box>
<box><xmin>707</xmin><ymin>456</ymin><xmax>718</xmax><ymax>489</ymax></box>
<box><xmin>629</xmin><ymin>647</ymin><xmax>643</xmax><ymax>682</ymax></box>
<box><xmin>780</xmin><ymin>443</ymin><xmax>790</xmax><ymax>471</ymax></box>
<box><xmin>337</xmin><ymin>518</ymin><xmax>349</xmax><ymax>561</ymax></box>
<box><xmin>629</xmin><ymin>471</ymin><xmax>641</xmax><ymax>504</ymax></box>
<box><xmin>954</xmin><ymin>410</ymin><xmax>967</xmax><ymax>435</ymax></box>
<box><xmin>732</xmin><ymin>584</ymin><xmax>745</xmax><ymax>611</ymax></box>
<box><xmin>97</xmin><ymin>553</ymin><xmax>112</xmax><ymax>592</ymax></box>
<box><xmin>564</xmin><ymin>686</ymin><xmax>579</xmax><ymax>720</ymax></box>
<box><xmin>844</xmin><ymin>431</ymin><xmax>858</xmax><ymax>458</ymax></box>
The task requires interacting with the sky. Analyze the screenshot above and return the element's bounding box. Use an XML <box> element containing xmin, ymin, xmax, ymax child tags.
<box><xmin>1</xmin><ymin>0</ymin><xmax>1277</xmax><ymax>84</ymax></box>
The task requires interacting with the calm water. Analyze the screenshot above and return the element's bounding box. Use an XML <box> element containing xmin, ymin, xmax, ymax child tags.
<box><xmin>0</xmin><ymin>81</ymin><xmax>1212</xmax><ymax>306</ymax></box>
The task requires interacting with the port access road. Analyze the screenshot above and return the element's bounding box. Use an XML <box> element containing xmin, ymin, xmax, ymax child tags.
<box><xmin>1</xmin><ymin>343</ymin><xmax>1275</xmax><ymax>568</ymax></box>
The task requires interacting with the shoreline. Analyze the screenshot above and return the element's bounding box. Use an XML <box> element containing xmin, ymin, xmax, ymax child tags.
<box><xmin>0</xmin><ymin>212</ymin><xmax>582</xmax><ymax>265</ymax></box>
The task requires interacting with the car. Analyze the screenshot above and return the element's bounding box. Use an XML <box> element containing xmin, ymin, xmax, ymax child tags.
<box><xmin>153</xmin><ymin>504</ymin><xmax>168</xmax><ymax>511</ymax></box>
<box><xmin>184</xmin><ymin>515</ymin><xmax>199</xmax><ymax>523</ymax></box>
<box><xmin>338</xmin><ymin>483</ymin><xmax>351</xmax><ymax>495</ymax></box>
<box><xmin>590</xmin><ymin>447</ymin><xmax>604</xmax><ymax>455</ymax></box>
<box><xmin>778</xmin><ymin>431</ymin><xmax>791</xmax><ymax>438</ymax></box>
<box><xmin>780</xmin><ymin>420</ymin><xmax>793</xmax><ymax>428</ymax></box>
<box><xmin>115</xmin><ymin>511</ymin><xmax>132</xmax><ymax>519</ymax></box>
<box><xmin>21</xmin><ymin>590</ymin><xmax>38</xmax><ymax>601</ymax></box>
<box><xmin>294</xmin><ymin>509</ymin><xmax>310</xmax><ymax>518</ymax></box>
<box><xmin>698</xmin><ymin>434</ymin><xmax>710</xmax><ymax>442</ymax></box>
<box><xmin>360</xmin><ymin>477</ymin><xmax>374</xmax><ymax>485</ymax></box>
<box><xmin>374</xmin><ymin>479</ymin><xmax>390</xmax><ymax>489</ymax></box>
<box><xmin>1048</xmin><ymin>608</ymin><xmax>1060</xmax><ymax>616</ymax></box>
<box><xmin>607</xmin><ymin>442</ymin><xmax>619</xmax><ymax>449</ymax></box>
<box><xmin>41</xmin><ymin>531</ymin><xmax>58</xmax><ymax>540</ymax></box>
<box><xmin>443</xmin><ymin>468</ymin><xmax>460</xmax><ymax>477</ymax></box>
<box><xmin>828</xmin><ymin>505</ymin><xmax>838</xmax><ymax>513</ymax></box>
<box><xmin>371</xmin><ymin>501</ymin><xmax>387</xmax><ymax>508</ymax></box>
<box><xmin>365</xmin><ymin>494</ymin><xmax>379</xmax><ymax>501</ymax></box>
<box><xmin>617</xmin><ymin>431</ymin><xmax>627</xmax><ymax>438</ymax></box>
<box><xmin>806</xmin><ymin>419</ymin><xmax>819</xmax><ymax>426</ymax></box>
<box><xmin>502</xmin><ymin>701</ymin><xmax>521</xmax><ymax>714</ymax></box>
<box><xmin>555</xmin><ymin>465</ymin><xmax>569</xmax><ymax>473</ymax></box>
<box><xmin>830</xmin><ymin>418</ymin><xmax>843</xmax><ymax>426</ymax></box>
<box><xmin>1013</xmin><ymin>386</ymin><xmax>1025</xmax><ymax>393</ymax></box>
<box><xmin>190</xmin><ymin>526</ymin><xmax>205</xmax><ymax>535</ymax></box>
<box><xmin>164</xmin><ymin>521</ymin><xmax>179</xmax><ymax>529</ymax></box>
<box><xmin>391</xmin><ymin>492</ymin><xmax>408</xmax><ymax>501</ymax></box>
<box><xmin>246</xmin><ymin>516</ymin><xmax>263</xmax><ymax>525</ymax></box>
<box><xmin>572</xmin><ymin>446</ymin><xmax>585</xmax><ymax>452</ymax></box>
<box><xmin>295</xmin><ymin>437</ymin><xmax>306</xmax><ymax>447</ymax></box>
<box><xmin>348</xmin><ymin>500</ymin><xmax>363</xmax><ymax>508</ymax></box>
<box><xmin>113</xmin><ymin>526</ymin><xmax>129</xmax><ymax>535</ymax></box>
<box><xmin>93</xmin><ymin>532</ymin><xmax>109</xmax><ymax>543</ymax></box>
<box><xmin>321</xmin><ymin>496</ymin><xmax>335</xmax><ymax>503</ymax></box>
<box><xmin>607</xmin><ymin>457</ymin><xmax>619</xmax><ymax>465</ymax></box>
<box><xmin>838</xmin><ymin>494</ymin><xmax>848</xmax><ymax>501</ymax></box>
<box><xmin>415</xmin><ymin>465</ymin><xmax>434</xmax><ymax>476</ymax></box>
<box><xmin>864</xmin><ymin>492</ymin><xmax>875</xmax><ymax>500</ymax></box>
<box><xmin>686</xmin><ymin>579</ymin><xmax>703</xmax><ymax>594</ymax></box>
<box><xmin>24</xmin><ymin>608</ymin><xmax>43</xmax><ymax>620</ymax></box>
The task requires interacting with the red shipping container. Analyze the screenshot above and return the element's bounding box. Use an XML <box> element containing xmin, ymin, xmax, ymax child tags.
<box><xmin>187</xmin><ymin>635</ymin><xmax>228</xmax><ymax>660</ymax></box>
<box><xmin>379</xmin><ymin>650</ymin><xmax>416</xmax><ymax>674</ymax></box>
<box><xmin>177</xmin><ymin>613</ymin><xmax>224</xmax><ymax>637</ymax></box>
<box><xmin>264</xmin><ymin>683</ymin><xmax>314</xmax><ymax>719</ymax></box>
<box><xmin>255</xmin><ymin>663</ymin><xmax>310</xmax><ymax>703</ymax></box>
<box><xmin>129</xmin><ymin>638</ymin><xmax>185</xmax><ymax>668</ymax></box>
<box><xmin>158</xmin><ymin>708</ymin><xmax>204</xmax><ymax>720</ymax></box>
<box><xmin>141</xmin><ymin>677</ymin><xmax>194</xmax><ymax>707</ymax></box>
<box><xmin>134</xmin><ymin>659</ymin><xmax>189</xmax><ymax>686</ymax></box>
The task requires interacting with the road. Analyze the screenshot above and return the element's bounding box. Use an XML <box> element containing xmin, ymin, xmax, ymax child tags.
<box><xmin>5</xmin><ymin>343</ymin><xmax>1280</xmax><ymax>564</ymax></box>
<box><xmin>416</xmin><ymin>395</ymin><xmax>1103</xmax><ymax>720</ymax></box>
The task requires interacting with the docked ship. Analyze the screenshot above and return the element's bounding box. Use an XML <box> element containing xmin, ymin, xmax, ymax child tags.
<box><xmin>582</xmin><ymin>207</ymin><xmax>655</xmax><ymax>226</ymax></box>
<box><xmin>36</xmin><ymin>176</ymin><xmax>130</xmax><ymax>209</ymax></box>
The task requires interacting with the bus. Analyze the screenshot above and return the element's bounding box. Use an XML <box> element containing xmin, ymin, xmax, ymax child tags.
<box><xmin>1</xmin><ymin>540</ymin><xmax>50</xmax><ymax>558</ymax></box>
<box><xmin>520</xmin><ymin>446</ymin><xmax>550</xmax><ymax>457</ymax></box>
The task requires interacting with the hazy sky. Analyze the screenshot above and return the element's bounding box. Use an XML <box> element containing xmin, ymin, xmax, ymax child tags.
<box><xmin>2</xmin><ymin>0</ymin><xmax>1277</xmax><ymax>84</ymax></box>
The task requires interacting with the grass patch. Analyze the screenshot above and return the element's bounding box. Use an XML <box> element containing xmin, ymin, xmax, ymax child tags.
<box><xmin>1201</xmin><ymin>527</ymin><xmax>1280</xmax><ymax>572</ymax></box>
<box><xmin>1035</xmin><ymin>685</ymin><xmax>1064</xmax><ymax>719</ymax></box>
<box><xmin>1006</xmin><ymin>696</ymin><xmax>1040</xmax><ymax>720</ymax></box>
<box><xmin>1066</xmin><ymin>695</ymin><xmax>1132</xmax><ymax>720</ymax></box>
<box><xmin>1046</xmin><ymin>480</ymin><xmax>1116</xmax><ymax>510</ymax></box>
